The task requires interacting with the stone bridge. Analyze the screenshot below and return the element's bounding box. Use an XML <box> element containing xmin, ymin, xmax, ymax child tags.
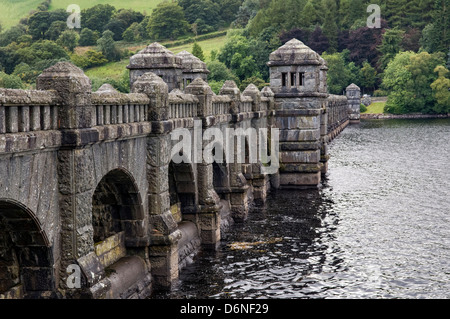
<box><xmin>0</xmin><ymin>39</ymin><xmax>360</xmax><ymax>299</ymax></box>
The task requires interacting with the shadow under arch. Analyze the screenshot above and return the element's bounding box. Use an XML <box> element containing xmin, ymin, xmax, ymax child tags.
<box><xmin>92</xmin><ymin>168</ymin><xmax>145</xmax><ymax>245</ymax></box>
<box><xmin>0</xmin><ymin>199</ymin><xmax>54</xmax><ymax>298</ymax></box>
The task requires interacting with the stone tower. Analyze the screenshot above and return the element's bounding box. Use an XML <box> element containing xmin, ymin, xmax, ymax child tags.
<box><xmin>176</xmin><ymin>50</ymin><xmax>209</xmax><ymax>89</ymax></box>
<box><xmin>346</xmin><ymin>83</ymin><xmax>361</xmax><ymax>124</ymax></box>
<box><xmin>268</xmin><ymin>39</ymin><xmax>329</xmax><ymax>188</ymax></box>
<box><xmin>127</xmin><ymin>43</ymin><xmax>183</xmax><ymax>91</ymax></box>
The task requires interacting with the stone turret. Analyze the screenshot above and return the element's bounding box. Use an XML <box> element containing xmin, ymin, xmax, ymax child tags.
<box><xmin>268</xmin><ymin>39</ymin><xmax>328</xmax><ymax>189</ymax></box>
<box><xmin>176</xmin><ymin>50</ymin><xmax>209</xmax><ymax>89</ymax></box>
<box><xmin>346</xmin><ymin>83</ymin><xmax>361</xmax><ymax>124</ymax></box>
<box><xmin>127</xmin><ymin>43</ymin><xmax>183</xmax><ymax>91</ymax></box>
<box><xmin>268</xmin><ymin>38</ymin><xmax>325</xmax><ymax>96</ymax></box>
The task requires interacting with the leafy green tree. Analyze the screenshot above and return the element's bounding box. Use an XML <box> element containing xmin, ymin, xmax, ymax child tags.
<box><xmin>0</xmin><ymin>72</ymin><xmax>24</xmax><ymax>89</ymax></box>
<box><xmin>233</xmin><ymin>0</ymin><xmax>260</xmax><ymax>28</ymax></box>
<box><xmin>378</xmin><ymin>28</ymin><xmax>405</xmax><ymax>70</ymax></box>
<box><xmin>16</xmin><ymin>40</ymin><xmax>69</xmax><ymax>65</ymax></box>
<box><xmin>81</xmin><ymin>4</ymin><xmax>116</xmax><ymax>33</ymax></box>
<box><xmin>383</xmin><ymin>51</ymin><xmax>445</xmax><ymax>114</ymax></box>
<box><xmin>104</xmin><ymin>18</ymin><xmax>127</xmax><ymax>41</ymax></box>
<box><xmin>179</xmin><ymin>0</ymin><xmax>220</xmax><ymax>33</ymax></box>
<box><xmin>57</xmin><ymin>30</ymin><xmax>79</xmax><ymax>52</ymax></box>
<box><xmin>321</xmin><ymin>0</ymin><xmax>338</xmax><ymax>53</ymax></box>
<box><xmin>0</xmin><ymin>24</ymin><xmax>27</xmax><ymax>47</ymax></box>
<box><xmin>430</xmin><ymin>65</ymin><xmax>450</xmax><ymax>113</ymax></box>
<box><xmin>27</xmin><ymin>10</ymin><xmax>69</xmax><ymax>40</ymax></box>
<box><xmin>192</xmin><ymin>42</ymin><xmax>205</xmax><ymax>61</ymax></box>
<box><xmin>44</xmin><ymin>21</ymin><xmax>67</xmax><ymax>41</ymax></box>
<box><xmin>300</xmin><ymin>0</ymin><xmax>318</xmax><ymax>28</ymax></box>
<box><xmin>147</xmin><ymin>2</ymin><xmax>189</xmax><ymax>40</ymax></box>
<box><xmin>122</xmin><ymin>23</ymin><xmax>141</xmax><ymax>42</ymax></box>
<box><xmin>79</xmin><ymin>28</ymin><xmax>99</xmax><ymax>46</ymax></box>
<box><xmin>322</xmin><ymin>51</ymin><xmax>352</xmax><ymax>94</ymax></box>
<box><xmin>113</xmin><ymin>8</ymin><xmax>144</xmax><ymax>27</ymax></box>
<box><xmin>206</xmin><ymin>60</ymin><xmax>238</xmax><ymax>83</ymax></box>
<box><xmin>218</xmin><ymin>32</ymin><xmax>251</xmax><ymax>68</ymax></box>
<box><xmin>97</xmin><ymin>30</ymin><xmax>121</xmax><ymax>62</ymax></box>
<box><xmin>231</xmin><ymin>53</ymin><xmax>260</xmax><ymax>81</ymax></box>
<box><xmin>360</xmin><ymin>61</ymin><xmax>378</xmax><ymax>93</ymax></box>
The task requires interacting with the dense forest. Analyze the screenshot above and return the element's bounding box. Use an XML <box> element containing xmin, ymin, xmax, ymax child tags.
<box><xmin>0</xmin><ymin>0</ymin><xmax>449</xmax><ymax>114</ymax></box>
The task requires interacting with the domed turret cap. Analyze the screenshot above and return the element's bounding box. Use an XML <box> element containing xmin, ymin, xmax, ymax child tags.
<box><xmin>127</xmin><ymin>42</ymin><xmax>182</xmax><ymax>69</ymax></box>
<box><xmin>268</xmin><ymin>39</ymin><xmax>322</xmax><ymax>66</ymax></box>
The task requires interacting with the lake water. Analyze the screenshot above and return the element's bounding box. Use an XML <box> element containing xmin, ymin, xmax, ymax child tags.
<box><xmin>155</xmin><ymin>118</ymin><xmax>450</xmax><ymax>299</ymax></box>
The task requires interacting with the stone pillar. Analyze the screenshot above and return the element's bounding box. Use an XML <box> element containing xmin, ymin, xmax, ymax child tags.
<box><xmin>184</xmin><ymin>79</ymin><xmax>221</xmax><ymax>249</ymax></box>
<box><xmin>219</xmin><ymin>81</ymin><xmax>250</xmax><ymax>221</ymax></box>
<box><xmin>36</xmin><ymin>62</ymin><xmax>101</xmax><ymax>297</ymax></box>
<box><xmin>131</xmin><ymin>73</ymin><xmax>182</xmax><ymax>290</ymax></box>
<box><xmin>268</xmin><ymin>39</ymin><xmax>327</xmax><ymax>188</ymax></box>
<box><xmin>346</xmin><ymin>83</ymin><xmax>361</xmax><ymax>124</ymax></box>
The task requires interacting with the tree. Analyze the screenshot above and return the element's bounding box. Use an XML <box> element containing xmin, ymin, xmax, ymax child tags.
<box><xmin>322</xmin><ymin>51</ymin><xmax>352</xmax><ymax>94</ymax></box>
<box><xmin>104</xmin><ymin>18</ymin><xmax>127</xmax><ymax>41</ymax></box>
<box><xmin>321</xmin><ymin>0</ymin><xmax>338</xmax><ymax>53</ymax></box>
<box><xmin>430</xmin><ymin>65</ymin><xmax>450</xmax><ymax>113</ymax></box>
<box><xmin>233</xmin><ymin>0</ymin><xmax>260</xmax><ymax>28</ymax></box>
<box><xmin>230</xmin><ymin>53</ymin><xmax>260</xmax><ymax>81</ymax></box>
<box><xmin>97</xmin><ymin>30</ymin><xmax>121</xmax><ymax>62</ymax></box>
<box><xmin>147</xmin><ymin>2</ymin><xmax>189</xmax><ymax>40</ymax></box>
<box><xmin>179</xmin><ymin>0</ymin><xmax>220</xmax><ymax>33</ymax></box>
<box><xmin>81</xmin><ymin>4</ymin><xmax>116</xmax><ymax>33</ymax></box>
<box><xmin>360</xmin><ymin>61</ymin><xmax>378</xmax><ymax>93</ymax></box>
<box><xmin>0</xmin><ymin>24</ymin><xmax>27</xmax><ymax>47</ymax></box>
<box><xmin>16</xmin><ymin>40</ymin><xmax>69</xmax><ymax>65</ymax></box>
<box><xmin>122</xmin><ymin>23</ymin><xmax>141</xmax><ymax>42</ymax></box>
<box><xmin>27</xmin><ymin>10</ymin><xmax>69</xmax><ymax>40</ymax></box>
<box><xmin>57</xmin><ymin>30</ymin><xmax>79</xmax><ymax>52</ymax></box>
<box><xmin>44</xmin><ymin>21</ymin><xmax>67</xmax><ymax>41</ymax></box>
<box><xmin>218</xmin><ymin>32</ymin><xmax>251</xmax><ymax>68</ymax></box>
<box><xmin>0</xmin><ymin>72</ymin><xmax>24</xmax><ymax>89</ymax></box>
<box><xmin>192</xmin><ymin>42</ymin><xmax>205</xmax><ymax>61</ymax></box>
<box><xmin>383</xmin><ymin>51</ymin><xmax>445</xmax><ymax>114</ymax></box>
<box><xmin>206</xmin><ymin>60</ymin><xmax>238</xmax><ymax>83</ymax></box>
<box><xmin>378</xmin><ymin>28</ymin><xmax>405</xmax><ymax>70</ymax></box>
<box><xmin>307</xmin><ymin>26</ymin><xmax>329</xmax><ymax>55</ymax></box>
<box><xmin>300</xmin><ymin>0</ymin><xmax>318</xmax><ymax>28</ymax></box>
<box><xmin>79</xmin><ymin>28</ymin><xmax>100</xmax><ymax>46</ymax></box>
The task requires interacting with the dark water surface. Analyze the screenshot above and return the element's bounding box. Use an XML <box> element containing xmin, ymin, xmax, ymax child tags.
<box><xmin>156</xmin><ymin>119</ymin><xmax>450</xmax><ymax>299</ymax></box>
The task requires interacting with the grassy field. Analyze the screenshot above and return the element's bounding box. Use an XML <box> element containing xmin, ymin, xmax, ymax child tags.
<box><xmin>86</xmin><ymin>35</ymin><xmax>228</xmax><ymax>82</ymax></box>
<box><xmin>0</xmin><ymin>0</ymin><xmax>163</xmax><ymax>30</ymax></box>
<box><xmin>0</xmin><ymin>0</ymin><xmax>42</xmax><ymax>29</ymax></box>
<box><xmin>363</xmin><ymin>101</ymin><xmax>387</xmax><ymax>114</ymax></box>
<box><xmin>49</xmin><ymin>0</ymin><xmax>163</xmax><ymax>15</ymax></box>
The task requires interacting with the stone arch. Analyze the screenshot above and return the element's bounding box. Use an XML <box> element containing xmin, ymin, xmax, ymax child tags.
<box><xmin>92</xmin><ymin>168</ymin><xmax>145</xmax><ymax>245</ymax></box>
<box><xmin>168</xmin><ymin>160</ymin><xmax>197</xmax><ymax>222</ymax></box>
<box><xmin>0</xmin><ymin>199</ymin><xmax>54</xmax><ymax>297</ymax></box>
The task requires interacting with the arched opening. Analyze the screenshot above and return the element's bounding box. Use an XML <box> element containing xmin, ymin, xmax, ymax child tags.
<box><xmin>0</xmin><ymin>200</ymin><xmax>53</xmax><ymax>298</ymax></box>
<box><xmin>168</xmin><ymin>161</ymin><xmax>200</xmax><ymax>269</ymax></box>
<box><xmin>168</xmin><ymin>161</ymin><xmax>197</xmax><ymax>223</ymax></box>
<box><xmin>92</xmin><ymin>169</ymin><xmax>144</xmax><ymax>246</ymax></box>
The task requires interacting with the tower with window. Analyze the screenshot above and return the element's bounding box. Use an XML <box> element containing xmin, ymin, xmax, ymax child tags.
<box><xmin>268</xmin><ymin>39</ymin><xmax>329</xmax><ymax>188</ymax></box>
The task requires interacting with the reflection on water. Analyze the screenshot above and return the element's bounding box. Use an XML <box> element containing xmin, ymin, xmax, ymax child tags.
<box><xmin>155</xmin><ymin>119</ymin><xmax>450</xmax><ymax>299</ymax></box>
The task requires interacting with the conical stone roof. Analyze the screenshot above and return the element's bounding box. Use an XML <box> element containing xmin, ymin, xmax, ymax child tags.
<box><xmin>268</xmin><ymin>39</ymin><xmax>322</xmax><ymax>66</ymax></box>
<box><xmin>127</xmin><ymin>42</ymin><xmax>182</xmax><ymax>69</ymax></box>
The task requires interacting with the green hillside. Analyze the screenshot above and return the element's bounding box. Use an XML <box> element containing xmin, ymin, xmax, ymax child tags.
<box><xmin>0</xmin><ymin>0</ymin><xmax>163</xmax><ymax>29</ymax></box>
<box><xmin>0</xmin><ymin>0</ymin><xmax>42</xmax><ymax>29</ymax></box>
<box><xmin>49</xmin><ymin>0</ymin><xmax>162</xmax><ymax>14</ymax></box>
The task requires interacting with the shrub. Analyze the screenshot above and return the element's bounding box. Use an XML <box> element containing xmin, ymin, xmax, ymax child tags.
<box><xmin>360</xmin><ymin>103</ymin><xmax>368</xmax><ymax>113</ymax></box>
<box><xmin>0</xmin><ymin>72</ymin><xmax>24</xmax><ymax>89</ymax></box>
